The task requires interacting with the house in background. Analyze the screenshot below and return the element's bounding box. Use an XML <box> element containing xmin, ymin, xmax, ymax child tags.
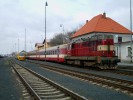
<box><xmin>35</xmin><ymin>39</ymin><xmax>50</xmax><ymax>50</ymax></box>
<box><xmin>71</xmin><ymin>13</ymin><xmax>133</xmax><ymax>62</ymax></box>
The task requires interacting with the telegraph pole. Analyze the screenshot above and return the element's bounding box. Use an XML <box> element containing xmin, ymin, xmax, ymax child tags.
<box><xmin>45</xmin><ymin>1</ymin><xmax>48</xmax><ymax>61</ymax></box>
<box><xmin>25</xmin><ymin>28</ymin><xmax>27</xmax><ymax>52</ymax></box>
<box><xmin>60</xmin><ymin>24</ymin><xmax>65</xmax><ymax>44</ymax></box>
<box><xmin>18</xmin><ymin>38</ymin><xmax>19</xmax><ymax>53</ymax></box>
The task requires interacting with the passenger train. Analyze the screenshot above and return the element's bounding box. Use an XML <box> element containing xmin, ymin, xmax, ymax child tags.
<box><xmin>26</xmin><ymin>34</ymin><xmax>119</xmax><ymax>69</ymax></box>
<box><xmin>17</xmin><ymin>51</ymin><xmax>26</xmax><ymax>61</ymax></box>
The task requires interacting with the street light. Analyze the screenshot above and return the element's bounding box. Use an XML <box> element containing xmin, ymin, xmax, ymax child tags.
<box><xmin>60</xmin><ymin>24</ymin><xmax>65</xmax><ymax>44</ymax></box>
<box><xmin>45</xmin><ymin>1</ymin><xmax>48</xmax><ymax>61</ymax></box>
<box><xmin>30</xmin><ymin>41</ymin><xmax>32</xmax><ymax>51</ymax></box>
<box><xmin>18</xmin><ymin>38</ymin><xmax>19</xmax><ymax>53</ymax></box>
<box><xmin>130</xmin><ymin>0</ymin><xmax>132</xmax><ymax>63</ymax></box>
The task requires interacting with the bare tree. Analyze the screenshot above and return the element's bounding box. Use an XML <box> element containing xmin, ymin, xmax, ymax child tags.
<box><xmin>50</xmin><ymin>33</ymin><xmax>64</xmax><ymax>46</ymax></box>
<box><xmin>49</xmin><ymin>25</ymin><xmax>83</xmax><ymax>46</ymax></box>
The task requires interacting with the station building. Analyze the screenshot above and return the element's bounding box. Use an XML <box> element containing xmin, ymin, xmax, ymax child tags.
<box><xmin>72</xmin><ymin>13</ymin><xmax>133</xmax><ymax>63</ymax></box>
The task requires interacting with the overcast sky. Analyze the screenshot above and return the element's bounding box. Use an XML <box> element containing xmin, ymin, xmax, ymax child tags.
<box><xmin>0</xmin><ymin>0</ymin><xmax>132</xmax><ymax>54</ymax></box>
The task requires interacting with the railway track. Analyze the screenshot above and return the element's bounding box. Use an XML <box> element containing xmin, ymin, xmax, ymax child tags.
<box><xmin>26</xmin><ymin>60</ymin><xmax>133</xmax><ymax>96</ymax></box>
<box><xmin>103</xmin><ymin>69</ymin><xmax>133</xmax><ymax>76</ymax></box>
<box><xmin>10</xmin><ymin>60</ymin><xmax>87</xmax><ymax>100</ymax></box>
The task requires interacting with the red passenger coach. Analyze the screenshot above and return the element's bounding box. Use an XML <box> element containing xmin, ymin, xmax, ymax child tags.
<box><xmin>26</xmin><ymin>50</ymin><xmax>37</xmax><ymax>60</ymax></box>
<box><xmin>27</xmin><ymin>44</ymin><xmax>67</xmax><ymax>63</ymax></box>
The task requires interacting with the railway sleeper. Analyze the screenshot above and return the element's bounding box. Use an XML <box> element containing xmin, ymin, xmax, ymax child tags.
<box><xmin>37</xmin><ymin>90</ymin><xmax>61</xmax><ymax>95</ymax></box>
<box><xmin>34</xmin><ymin>88</ymin><xmax>57</xmax><ymax>92</ymax></box>
<box><xmin>40</xmin><ymin>93</ymin><xmax>66</xmax><ymax>99</ymax></box>
<box><xmin>31</xmin><ymin>84</ymin><xmax>50</xmax><ymax>87</ymax></box>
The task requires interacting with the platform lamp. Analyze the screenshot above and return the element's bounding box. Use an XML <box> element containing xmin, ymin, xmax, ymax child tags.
<box><xmin>45</xmin><ymin>1</ymin><xmax>48</xmax><ymax>61</ymax></box>
<box><xmin>130</xmin><ymin>0</ymin><xmax>132</xmax><ymax>63</ymax></box>
<box><xmin>60</xmin><ymin>24</ymin><xmax>65</xmax><ymax>44</ymax></box>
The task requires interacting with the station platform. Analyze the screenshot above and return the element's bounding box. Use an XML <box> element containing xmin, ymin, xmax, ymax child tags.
<box><xmin>118</xmin><ymin>62</ymin><xmax>133</xmax><ymax>67</ymax></box>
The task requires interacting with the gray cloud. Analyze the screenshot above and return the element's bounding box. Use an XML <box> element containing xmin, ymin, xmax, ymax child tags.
<box><xmin>0</xmin><ymin>0</ymin><xmax>132</xmax><ymax>54</ymax></box>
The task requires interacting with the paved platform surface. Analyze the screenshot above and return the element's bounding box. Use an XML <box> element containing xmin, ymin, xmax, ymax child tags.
<box><xmin>118</xmin><ymin>62</ymin><xmax>133</xmax><ymax>67</ymax></box>
<box><xmin>0</xmin><ymin>58</ymin><xmax>21</xmax><ymax>100</ymax></box>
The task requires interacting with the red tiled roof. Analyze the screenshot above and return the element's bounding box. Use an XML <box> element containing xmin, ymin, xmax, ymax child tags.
<box><xmin>72</xmin><ymin>13</ymin><xmax>132</xmax><ymax>38</ymax></box>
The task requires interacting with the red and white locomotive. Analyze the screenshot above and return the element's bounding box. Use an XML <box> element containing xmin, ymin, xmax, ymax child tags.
<box><xmin>27</xmin><ymin>33</ymin><xmax>119</xmax><ymax>69</ymax></box>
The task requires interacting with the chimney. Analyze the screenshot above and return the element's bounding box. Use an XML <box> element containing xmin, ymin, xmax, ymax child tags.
<box><xmin>86</xmin><ymin>20</ymin><xmax>88</xmax><ymax>23</ymax></box>
<box><xmin>103</xmin><ymin>12</ymin><xmax>106</xmax><ymax>18</ymax></box>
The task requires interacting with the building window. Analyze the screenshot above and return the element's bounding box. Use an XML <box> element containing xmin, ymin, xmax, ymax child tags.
<box><xmin>115</xmin><ymin>47</ymin><xmax>118</xmax><ymax>56</ymax></box>
<box><xmin>118</xmin><ymin>37</ymin><xmax>122</xmax><ymax>43</ymax></box>
<box><xmin>127</xmin><ymin>46</ymin><xmax>132</xmax><ymax>56</ymax></box>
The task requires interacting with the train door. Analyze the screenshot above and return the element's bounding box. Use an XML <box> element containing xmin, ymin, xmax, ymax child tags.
<box><xmin>107</xmin><ymin>42</ymin><xmax>111</xmax><ymax>57</ymax></box>
<box><xmin>57</xmin><ymin>46</ymin><xmax>60</xmax><ymax>62</ymax></box>
<box><xmin>36</xmin><ymin>50</ymin><xmax>40</xmax><ymax>60</ymax></box>
<box><xmin>71</xmin><ymin>43</ymin><xmax>75</xmax><ymax>56</ymax></box>
<box><xmin>67</xmin><ymin>44</ymin><xmax>71</xmax><ymax>56</ymax></box>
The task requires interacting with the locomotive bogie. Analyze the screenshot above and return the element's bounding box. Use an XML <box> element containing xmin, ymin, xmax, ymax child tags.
<box><xmin>65</xmin><ymin>56</ymin><xmax>118</xmax><ymax>69</ymax></box>
<box><xmin>96</xmin><ymin>56</ymin><xmax>118</xmax><ymax>69</ymax></box>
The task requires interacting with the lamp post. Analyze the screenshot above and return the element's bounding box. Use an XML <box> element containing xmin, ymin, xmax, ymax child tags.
<box><xmin>30</xmin><ymin>41</ymin><xmax>32</xmax><ymax>51</ymax></box>
<box><xmin>45</xmin><ymin>1</ymin><xmax>48</xmax><ymax>61</ymax></box>
<box><xmin>25</xmin><ymin>28</ymin><xmax>27</xmax><ymax>52</ymax></box>
<box><xmin>130</xmin><ymin>0</ymin><xmax>132</xmax><ymax>63</ymax></box>
<box><xmin>15</xmin><ymin>43</ymin><xmax>16</xmax><ymax>53</ymax></box>
<box><xmin>60</xmin><ymin>24</ymin><xmax>65</xmax><ymax>44</ymax></box>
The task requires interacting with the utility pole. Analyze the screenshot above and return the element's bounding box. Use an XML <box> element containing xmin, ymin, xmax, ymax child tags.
<box><xmin>60</xmin><ymin>24</ymin><xmax>65</xmax><ymax>44</ymax></box>
<box><xmin>45</xmin><ymin>1</ymin><xmax>48</xmax><ymax>61</ymax></box>
<box><xmin>18</xmin><ymin>38</ymin><xmax>19</xmax><ymax>53</ymax></box>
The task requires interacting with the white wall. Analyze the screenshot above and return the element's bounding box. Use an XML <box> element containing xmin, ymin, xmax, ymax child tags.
<box><xmin>115</xmin><ymin>42</ymin><xmax>133</xmax><ymax>62</ymax></box>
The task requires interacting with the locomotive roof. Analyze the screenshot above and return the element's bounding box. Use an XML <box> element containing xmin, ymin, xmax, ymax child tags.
<box><xmin>72</xmin><ymin>13</ymin><xmax>133</xmax><ymax>38</ymax></box>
